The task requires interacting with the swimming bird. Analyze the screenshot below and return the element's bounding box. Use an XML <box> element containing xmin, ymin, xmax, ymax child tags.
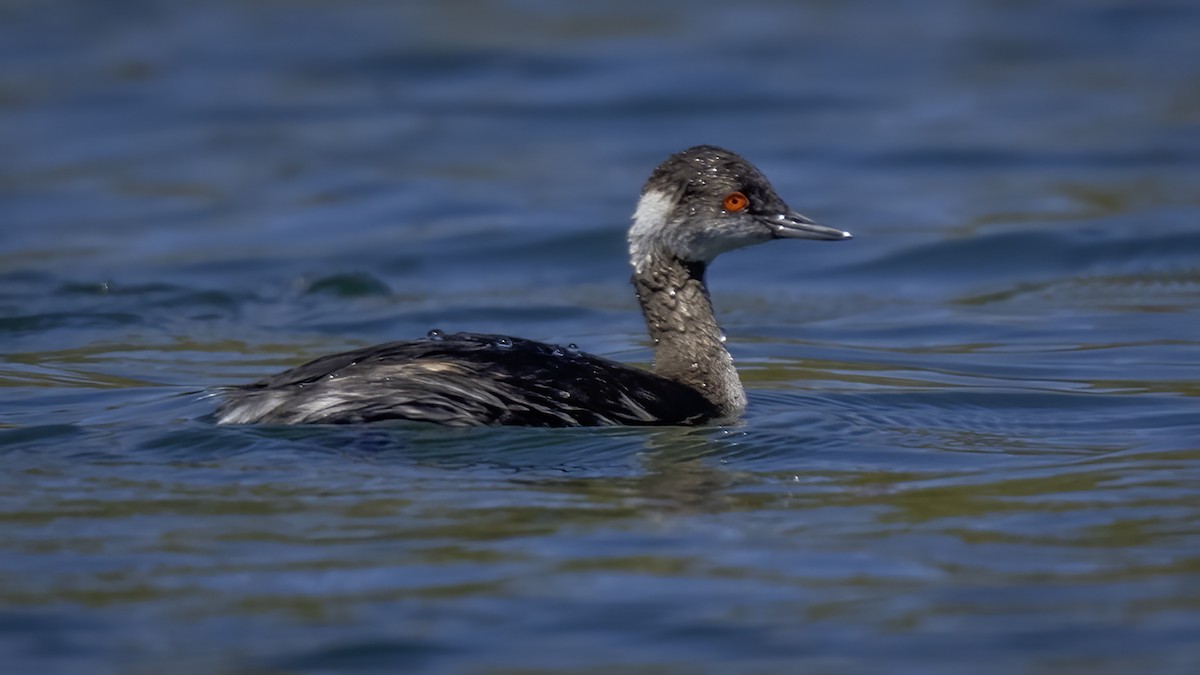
<box><xmin>215</xmin><ymin>146</ymin><xmax>852</xmax><ymax>426</ymax></box>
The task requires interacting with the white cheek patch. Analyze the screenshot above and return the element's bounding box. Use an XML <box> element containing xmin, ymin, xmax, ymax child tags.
<box><xmin>628</xmin><ymin>188</ymin><xmax>677</xmax><ymax>274</ymax></box>
<box><xmin>629</xmin><ymin>187</ymin><xmax>773</xmax><ymax>268</ymax></box>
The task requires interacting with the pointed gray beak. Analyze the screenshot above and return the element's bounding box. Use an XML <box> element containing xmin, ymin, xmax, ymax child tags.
<box><xmin>761</xmin><ymin>211</ymin><xmax>853</xmax><ymax>241</ymax></box>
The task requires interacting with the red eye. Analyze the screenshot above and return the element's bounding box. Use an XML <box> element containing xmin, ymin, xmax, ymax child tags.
<box><xmin>722</xmin><ymin>191</ymin><xmax>749</xmax><ymax>212</ymax></box>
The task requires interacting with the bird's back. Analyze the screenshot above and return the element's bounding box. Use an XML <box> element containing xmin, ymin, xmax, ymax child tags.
<box><xmin>215</xmin><ymin>332</ymin><xmax>718</xmax><ymax>427</ymax></box>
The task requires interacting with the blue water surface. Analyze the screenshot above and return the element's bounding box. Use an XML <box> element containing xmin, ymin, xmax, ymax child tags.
<box><xmin>2</xmin><ymin>0</ymin><xmax>1199</xmax><ymax>672</ymax></box>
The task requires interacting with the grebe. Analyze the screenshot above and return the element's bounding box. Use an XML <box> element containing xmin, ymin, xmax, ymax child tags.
<box><xmin>216</xmin><ymin>146</ymin><xmax>852</xmax><ymax>426</ymax></box>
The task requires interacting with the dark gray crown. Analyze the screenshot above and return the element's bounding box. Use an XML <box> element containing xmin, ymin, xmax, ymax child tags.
<box><xmin>642</xmin><ymin>145</ymin><xmax>789</xmax><ymax>218</ymax></box>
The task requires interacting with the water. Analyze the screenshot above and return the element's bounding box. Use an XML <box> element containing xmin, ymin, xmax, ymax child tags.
<box><xmin>3</xmin><ymin>0</ymin><xmax>1199</xmax><ymax>672</ymax></box>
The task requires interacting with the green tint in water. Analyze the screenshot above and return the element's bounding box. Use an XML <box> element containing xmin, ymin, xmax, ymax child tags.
<box><xmin>2</xmin><ymin>0</ymin><xmax>1200</xmax><ymax>672</ymax></box>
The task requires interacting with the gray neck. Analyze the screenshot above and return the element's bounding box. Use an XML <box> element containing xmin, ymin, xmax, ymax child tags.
<box><xmin>631</xmin><ymin>251</ymin><xmax>746</xmax><ymax>416</ymax></box>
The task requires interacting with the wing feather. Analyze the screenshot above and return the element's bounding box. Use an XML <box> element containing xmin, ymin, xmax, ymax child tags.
<box><xmin>216</xmin><ymin>333</ymin><xmax>716</xmax><ymax>427</ymax></box>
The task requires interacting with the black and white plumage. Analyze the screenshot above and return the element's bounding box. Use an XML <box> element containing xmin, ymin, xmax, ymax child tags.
<box><xmin>216</xmin><ymin>146</ymin><xmax>852</xmax><ymax>427</ymax></box>
<box><xmin>216</xmin><ymin>332</ymin><xmax>715</xmax><ymax>426</ymax></box>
